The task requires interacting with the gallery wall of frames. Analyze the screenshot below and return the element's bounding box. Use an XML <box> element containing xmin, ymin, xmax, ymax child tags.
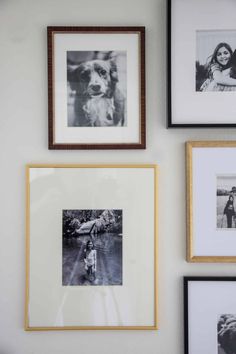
<box><xmin>1</xmin><ymin>0</ymin><xmax>236</xmax><ymax>354</ymax></box>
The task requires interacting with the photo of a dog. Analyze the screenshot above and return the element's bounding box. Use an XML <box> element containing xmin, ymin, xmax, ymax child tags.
<box><xmin>67</xmin><ymin>51</ymin><xmax>126</xmax><ymax>127</ymax></box>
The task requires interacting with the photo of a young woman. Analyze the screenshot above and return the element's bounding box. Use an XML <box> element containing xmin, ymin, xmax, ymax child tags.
<box><xmin>196</xmin><ymin>31</ymin><xmax>236</xmax><ymax>92</ymax></box>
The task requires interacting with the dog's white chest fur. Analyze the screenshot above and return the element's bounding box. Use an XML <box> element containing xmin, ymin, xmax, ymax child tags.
<box><xmin>82</xmin><ymin>97</ymin><xmax>115</xmax><ymax>127</ymax></box>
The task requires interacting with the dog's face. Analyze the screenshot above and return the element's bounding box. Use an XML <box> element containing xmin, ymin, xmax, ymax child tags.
<box><xmin>68</xmin><ymin>59</ymin><xmax>118</xmax><ymax>98</ymax></box>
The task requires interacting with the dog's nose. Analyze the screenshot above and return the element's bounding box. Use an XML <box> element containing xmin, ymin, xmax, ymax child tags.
<box><xmin>91</xmin><ymin>84</ymin><xmax>101</xmax><ymax>92</ymax></box>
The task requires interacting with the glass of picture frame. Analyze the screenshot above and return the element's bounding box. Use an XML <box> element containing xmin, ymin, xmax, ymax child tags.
<box><xmin>48</xmin><ymin>26</ymin><xmax>145</xmax><ymax>149</ymax></box>
<box><xmin>25</xmin><ymin>164</ymin><xmax>158</xmax><ymax>330</ymax></box>
<box><xmin>184</xmin><ymin>276</ymin><xmax>236</xmax><ymax>354</ymax></box>
<box><xmin>186</xmin><ymin>141</ymin><xmax>236</xmax><ymax>262</ymax></box>
<box><xmin>168</xmin><ymin>0</ymin><xmax>236</xmax><ymax>127</ymax></box>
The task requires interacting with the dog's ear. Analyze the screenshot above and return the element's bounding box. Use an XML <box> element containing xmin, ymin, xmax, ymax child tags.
<box><xmin>109</xmin><ymin>59</ymin><xmax>118</xmax><ymax>82</ymax></box>
<box><xmin>67</xmin><ymin>66</ymin><xmax>79</xmax><ymax>91</ymax></box>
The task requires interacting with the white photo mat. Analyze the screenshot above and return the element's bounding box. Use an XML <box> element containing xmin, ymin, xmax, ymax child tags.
<box><xmin>53</xmin><ymin>33</ymin><xmax>140</xmax><ymax>144</ymax></box>
<box><xmin>171</xmin><ymin>0</ymin><xmax>236</xmax><ymax>124</ymax></box>
<box><xmin>25</xmin><ymin>165</ymin><xmax>158</xmax><ymax>330</ymax></box>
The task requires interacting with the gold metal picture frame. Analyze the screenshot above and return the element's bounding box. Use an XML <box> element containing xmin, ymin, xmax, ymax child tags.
<box><xmin>25</xmin><ymin>164</ymin><xmax>158</xmax><ymax>330</ymax></box>
<box><xmin>186</xmin><ymin>141</ymin><xmax>236</xmax><ymax>262</ymax></box>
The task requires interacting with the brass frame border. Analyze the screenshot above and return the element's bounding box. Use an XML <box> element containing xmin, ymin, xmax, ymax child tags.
<box><xmin>186</xmin><ymin>141</ymin><xmax>236</xmax><ymax>263</ymax></box>
<box><xmin>25</xmin><ymin>164</ymin><xmax>158</xmax><ymax>330</ymax></box>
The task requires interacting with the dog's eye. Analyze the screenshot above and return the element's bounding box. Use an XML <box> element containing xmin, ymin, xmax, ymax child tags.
<box><xmin>99</xmin><ymin>69</ymin><xmax>107</xmax><ymax>76</ymax></box>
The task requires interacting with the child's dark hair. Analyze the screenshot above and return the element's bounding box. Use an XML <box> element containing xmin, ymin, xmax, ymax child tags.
<box><xmin>85</xmin><ymin>240</ymin><xmax>94</xmax><ymax>249</ymax></box>
<box><xmin>204</xmin><ymin>42</ymin><xmax>233</xmax><ymax>79</ymax></box>
<box><xmin>209</xmin><ymin>42</ymin><xmax>233</xmax><ymax>67</ymax></box>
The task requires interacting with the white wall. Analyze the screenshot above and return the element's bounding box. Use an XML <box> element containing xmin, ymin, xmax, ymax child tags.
<box><xmin>1</xmin><ymin>0</ymin><xmax>236</xmax><ymax>353</ymax></box>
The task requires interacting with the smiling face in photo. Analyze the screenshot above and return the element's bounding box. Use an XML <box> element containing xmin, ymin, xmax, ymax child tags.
<box><xmin>216</xmin><ymin>46</ymin><xmax>231</xmax><ymax>67</ymax></box>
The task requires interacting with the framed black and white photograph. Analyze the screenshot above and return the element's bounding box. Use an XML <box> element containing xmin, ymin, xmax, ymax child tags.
<box><xmin>196</xmin><ymin>30</ymin><xmax>236</xmax><ymax>93</ymax></box>
<box><xmin>25</xmin><ymin>164</ymin><xmax>158</xmax><ymax>330</ymax></box>
<box><xmin>168</xmin><ymin>0</ymin><xmax>236</xmax><ymax>127</ymax></box>
<box><xmin>186</xmin><ymin>141</ymin><xmax>236</xmax><ymax>262</ymax></box>
<box><xmin>48</xmin><ymin>27</ymin><xmax>145</xmax><ymax>149</ymax></box>
<box><xmin>184</xmin><ymin>277</ymin><xmax>236</xmax><ymax>354</ymax></box>
<box><xmin>63</xmin><ymin>209</ymin><xmax>123</xmax><ymax>286</ymax></box>
<box><xmin>66</xmin><ymin>50</ymin><xmax>127</xmax><ymax>128</ymax></box>
<box><xmin>217</xmin><ymin>176</ymin><xmax>236</xmax><ymax>229</ymax></box>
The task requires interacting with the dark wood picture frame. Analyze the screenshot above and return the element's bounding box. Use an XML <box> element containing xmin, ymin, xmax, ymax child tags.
<box><xmin>167</xmin><ymin>0</ymin><xmax>236</xmax><ymax>128</ymax></box>
<box><xmin>48</xmin><ymin>26</ymin><xmax>146</xmax><ymax>149</ymax></box>
<box><xmin>184</xmin><ymin>276</ymin><xmax>236</xmax><ymax>354</ymax></box>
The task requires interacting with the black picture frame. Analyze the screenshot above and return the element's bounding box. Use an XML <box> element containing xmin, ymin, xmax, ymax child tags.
<box><xmin>184</xmin><ymin>276</ymin><xmax>236</xmax><ymax>354</ymax></box>
<box><xmin>167</xmin><ymin>0</ymin><xmax>236</xmax><ymax>128</ymax></box>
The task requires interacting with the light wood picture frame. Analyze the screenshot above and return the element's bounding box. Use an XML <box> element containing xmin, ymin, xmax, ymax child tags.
<box><xmin>186</xmin><ymin>141</ymin><xmax>236</xmax><ymax>262</ymax></box>
<box><xmin>25</xmin><ymin>164</ymin><xmax>158</xmax><ymax>330</ymax></box>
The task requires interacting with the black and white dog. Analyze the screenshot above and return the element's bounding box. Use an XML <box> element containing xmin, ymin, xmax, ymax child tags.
<box><xmin>68</xmin><ymin>57</ymin><xmax>125</xmax><ymax>127</ymax></box>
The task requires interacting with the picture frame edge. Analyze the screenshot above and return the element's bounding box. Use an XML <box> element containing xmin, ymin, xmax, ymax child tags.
<box><xmin>183</xmin><ymin>276</ymin><xmax>236</xmax><ymax>354</ymax></box>
<box><xmin>47</xmin><ymin>26</ymin><xmax>146</xmax><ymax>149</ymax></box>
<box><xmin>167</xmin><ymin>0</ymin><xmax>236</xmax><ymax>128</ymax></box>
<box><xmin>186</xmin><ymin>141</ymin><xmax>193</xmax><ymax>262</ymax></box>
<box><xmin>186</xmin><ymin>141</ymin><xmax>236</xmax><ymax>262</ymax></box>
<box><xmin>25</xmin><ymin>163</ymin><xmax>158</xmax><ymax>330</ymax></box>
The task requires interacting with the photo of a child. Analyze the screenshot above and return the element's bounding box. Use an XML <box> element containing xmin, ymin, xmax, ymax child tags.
<box><xmin>84</xmin><ymin>240</ymin><xmax>97</xmax><ymax>281</ymax></box>
<box><xmin>217</xmin><ymin>175</ymin><xmax>236</xmax><ymax>229</ymax></box>
<box><xmin>196</xmin><ymin>30</ymin><xmax>236</xmax><ymax>91</ymax></box>
<box><xmin>62</xmin><ymin>209</ymin><xmax>123</xmax><ymax>286</ymax></box>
